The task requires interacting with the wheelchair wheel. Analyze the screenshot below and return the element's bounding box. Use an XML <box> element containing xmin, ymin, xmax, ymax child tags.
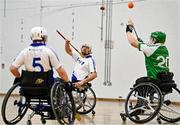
<box><xmin>125</xmin><ymin>82</ymin><xmax>162</xmax><ymax>124</ymax></box>
<box><xmin>50</xmin><ymin>82</ymin><xmax>76</xmax><ymax>125</ymax></box>
<box><xmin>1</xmin><ymin>82</ymin><xmax>28</xmax><ymax>124</ymax></box>
<box><xmin>73</xmin><ymin>87</ymin><xmax>96</xmax><ymax>114</ymax></box>
<box><xmin>159</xmin><ymin>87</ymin><xmax>180</xmax><ymax>123</ymax></box>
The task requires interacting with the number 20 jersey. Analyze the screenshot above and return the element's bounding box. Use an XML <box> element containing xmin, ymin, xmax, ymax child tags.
<box><xmin>138</xmin><ymin>43</ymin><xmax>169</xmax><ymax>79</ymax></box>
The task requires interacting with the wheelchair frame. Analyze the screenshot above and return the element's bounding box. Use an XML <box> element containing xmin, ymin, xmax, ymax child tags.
<box><xmin>120</xmin><ymin>81</ymin><xmax>180</xmax><ymax>124</ymax></box>
<box><xmin>1</xmin><ymin>71</ymin><xmax>76</xmax><ymax>125</ymax></box>
<box><xmin>72</xmin><ymin>83</ymin><xmax>96</xmax><ymax>115</ymax></box>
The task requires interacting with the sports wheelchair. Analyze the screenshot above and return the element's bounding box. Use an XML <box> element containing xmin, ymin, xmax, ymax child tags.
<box><xmin>120</xmin><ymin>72</ymin><xmax>180</xmax><ymax>124</ymax></box>
<box><xmin>1</xmin><ymin>70</ymin><xmax>76</xmax><ymax>125</ymax></box>
<box><xmin>72</xmin><ymin>83</ymin><xmax>96</xmax><ymax>115</ymax></box>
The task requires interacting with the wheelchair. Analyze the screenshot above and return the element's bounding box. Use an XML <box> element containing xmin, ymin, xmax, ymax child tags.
<box><xmin>1</xmin><ymin>70</ymin><xmax>76</xmax><ymax>125</ymax></box>
<box><xmin>72</xmin><ymin>83</ymin><xmax>96</xmax><ymax>115</ymax></box>
<box><xmin>120</xmin><ymin>72</ymin><xmax>180</xmax><ymax>124</ymax></box>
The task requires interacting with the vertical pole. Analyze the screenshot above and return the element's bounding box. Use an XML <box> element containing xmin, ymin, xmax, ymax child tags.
<box><xmin>100</xmin><ymin>0</ymin><xmax>105</xmax><ymax>41</ymax></box>
<box><xmin>108</xmin><ymin>0</ymin><xmax>112</xmax><ymax>86</ymax></box>
<box><xmin>104</xmin><ymin>0</ymin><xmax>113</xmax><ymax>86</ymax></box>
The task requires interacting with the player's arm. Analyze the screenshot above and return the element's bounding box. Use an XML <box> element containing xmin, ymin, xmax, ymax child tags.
<box><xmin>126</xmin><ymin>32</ymin><xmax>139</xmax><ymax>48</ymax></box>
<box><xmin>65</xmin><ymin>39</ymin><xmax>73</xmax><ymax>56</ymax></box>
<box><xmin>74</xmin><ymin>71</ymin><xmax>97</xmax><ymax>88</ymax></box>
<box><xmin>49</xmin><ymin>49</ymin><xmax>69</xmax><ymax>82</ymax></box>
<box><xmin>10</xmin><ymin>50</ymin><xmax>24</xmax><ymax>78</ymax></box>
<box><xmin>126</xmin><ymin>19</ymin><xmax>139</xmax><ymax>48</ymax></box>
<box><xmin>10</xmin><ymin>65</ymin><xmax>21</xmax><ymax>78</ymax></box>
<box><xmin>56</xmin><ymin>66</ymin><xmax>69</xmax><ymax>82</ymax></box>
<box><xmin>82</xmin><ymin>71</ymin><xmax>97</xmax><ymax>84</ymax></box>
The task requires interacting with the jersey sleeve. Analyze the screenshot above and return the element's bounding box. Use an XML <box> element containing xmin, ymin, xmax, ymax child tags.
<box><xmin>89</xmin><ymin>58</ymin><xmax>97</xmax><ymax>73</ymax></box>
<box><xmin>138</xmin><ymin>43</ymin><xmax>159</xmax><ymax>57</ymax></box>
<box><xmin>72</xmin><ymin>51</ymin><xmax>80</xmax><ymax>61</ymax></box>
<box><xmin>11</xmin><ymin>50</ymin><xmax>25</xmax><ymax>68</ymax></box>
<box><xmin>48</xmin><ymin>49</ymin><xmax>62</xmax><ymax>70</ymax></box>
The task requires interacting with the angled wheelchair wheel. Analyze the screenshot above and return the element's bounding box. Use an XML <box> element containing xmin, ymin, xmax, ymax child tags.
<box><xmin>125</xmin><ymin>82</ymin><xmax>162</xmax><ymax>124</ymax></box>
<box><xmin>1</xmin><ymin>82</ymin><xmax>28</xmax><ymax>124</ymax></box>
<box><xmin>159</xmin><ymin>87</ymin><xmax>180</xmax><ymax>123</ymax></box>
<box><xmin>73</xmin><ymin>87</ymin><xmax>96</xmax><ymax>114</ymax></box>
<box><xmin>51</xmin><ymin>82</ymin><xmax>76</xmax><ymax>125</ymax></box>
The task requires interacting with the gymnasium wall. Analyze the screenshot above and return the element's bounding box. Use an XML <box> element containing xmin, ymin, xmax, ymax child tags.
<box><xmin>0</xmin><ymin>0</ymin><xmax>180</xmax><ymax>99</ymax></box>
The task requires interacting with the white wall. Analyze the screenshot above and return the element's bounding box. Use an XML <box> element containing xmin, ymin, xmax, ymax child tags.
<box><xmin>0</xmin><ymin>0</ymin><xmax>180</xmax><ymax>99</ymax></box>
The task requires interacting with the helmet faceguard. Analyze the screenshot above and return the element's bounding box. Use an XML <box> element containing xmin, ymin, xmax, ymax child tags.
<box><xmin>150</xmin><ymin>31</ymin><xmax>166</xmax><ymax>44</ymax></box>
<box><xmin>30</xmin><ymin>27</ymin><xmax>47</xmax><ymax>42</ymax></box>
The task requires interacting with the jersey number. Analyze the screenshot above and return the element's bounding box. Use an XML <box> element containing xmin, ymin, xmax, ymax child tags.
<box><xmin>156</xmin><ymin>56</ymin><xmax>169</xmax><ymax>68</ymax></box>
<box><xmin>33</xmin><ymin>57</ymin><xmax>44</xmax><ymax>72</ymax></box>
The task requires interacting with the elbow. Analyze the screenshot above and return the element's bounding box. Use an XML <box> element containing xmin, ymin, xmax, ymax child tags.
<box><xmin>10</xmin><ymin>65</ymin><xmax>15</xmax><ymax>73</ymax></box>
<box><xmin>93</xmin><ymin>72</ymin><xmax>97</xmax><ymax>79</ymax></box>
<box><xmin>130</xmin><ymin>42</ymin><xmax>138</xmax><ymax>48</ymax></box>
<box><xmin>65</xmin><ymin>48</ymin><xmax>72</xmax><ymax>56</ymax></box>
<box><xmin>65</xmin><ymin>49</ymin><xmax>69</xmax><ymax>54</ymax></box>
<box><xmin>9</xmin><ymin>65</ymin><xmax>20</xmax><ymax>77</ymax></box>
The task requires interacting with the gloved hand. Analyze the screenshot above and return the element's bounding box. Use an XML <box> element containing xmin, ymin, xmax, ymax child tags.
<box><xmin>126</xmin><ymin>18</ymin><xmax>134</xmax><ymax>33</ymax></box>
<box><xmin>137</xmin><ymin>37</ymin><xmax>143</xmax><ymax>43</ymax></box>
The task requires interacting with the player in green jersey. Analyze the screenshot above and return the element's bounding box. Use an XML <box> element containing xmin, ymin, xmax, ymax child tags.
<box><xmin>125</xmin><ymin>19</ymin><xmax>176</xmax><ymax>117</ymax></box>
<box><xmin>126</xmin><ymin>19</ymin><xmax>170</xmax><ymax>85</ymax></box>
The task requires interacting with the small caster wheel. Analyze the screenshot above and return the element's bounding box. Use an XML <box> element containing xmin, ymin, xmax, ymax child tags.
<box><xmin>41</xmin><ymin>117</ymin><xmax>46</xmax><ymax>124</ymax></box>
<box><xmin>27</xmin><ymin>120</ymin><xmax>32</xmax><ymax>125</ymax></box>
<box><xmin>92</xmin><ymin>110</ymin><xmax>95</xmax><ymax>115</ymax></box>
<box><xmin>157</xmin><ymin>117</ymin><xmax>161</xmax><ymax>124</ymax></box>
<box><xmin>14</xmin><ymin>100</ymin><xmax>18</xmax><ymax>105</ymax></box>
<box><xmin>134</xmin><ymin>115</ymin><xmax>140</xmax><ymax>120</ymax></box>
<box><xmin>120</xmin><ymin>113</ymin><xmax>126</xmax><ymax>122</ymax></box>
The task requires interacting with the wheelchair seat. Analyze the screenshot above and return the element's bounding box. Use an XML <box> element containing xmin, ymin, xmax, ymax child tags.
<box><xmin>156</xmin><ymin>72</ymin><xmax>177</xmax><ymax>93</ymax></box>
<box><xmin>157</xmin><ymin>82</ymin><xmax>176</xmax><ymax>92</ymax></box>
<box><xmin>134</xmin><ymin>72</ymin><xmax>177</xmax><ymax>93</ymax></box>
<box><xmin>20</xmin><ymin>70</ymin><xmax>53</xmax><ymax>98</ymax></box>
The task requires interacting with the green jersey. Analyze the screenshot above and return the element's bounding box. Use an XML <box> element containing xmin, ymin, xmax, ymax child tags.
<box><xmin>138</xmin><ymin>43</ymin><xmax>169</xmax><ymax>79</ymax></box>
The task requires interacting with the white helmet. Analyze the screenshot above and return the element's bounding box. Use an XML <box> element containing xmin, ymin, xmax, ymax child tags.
<box><xmin>81</xmin><ymin>43</ymin><xmax>92</xmax><ymax>50</ymax></box>
<box><xmin>30</xmin><ymin>27</ymin><xmax>47</xmax><ymax>42</ymax></box>
<box><xmin>81</xmin><ymin>42</ymin><xmax>92</xmax><ymax>54</ymax></box>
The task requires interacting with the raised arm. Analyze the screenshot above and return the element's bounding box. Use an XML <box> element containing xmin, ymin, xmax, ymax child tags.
<box><xmin>126</xmin><ymin>19</ymin><xmax>139</xmax><ymax>48</ymax></box>
<box><xmin>126</xmin><ymin>32</ymin><xmax>139</xmax><ymax>48</ymax></box>
<box><xmin>65</xmin><ymin>39</ymin><xmax>73</xmax><ymax>56</ymax></box>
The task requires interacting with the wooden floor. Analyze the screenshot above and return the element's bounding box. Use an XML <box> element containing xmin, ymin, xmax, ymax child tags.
<box><xmin>0</xmin><ymin>96</ymin><xmax>179</xmax><ymax>125</ymax></box>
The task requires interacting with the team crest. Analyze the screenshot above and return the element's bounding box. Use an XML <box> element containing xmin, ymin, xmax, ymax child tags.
<box><xmin>35</xmin><ymin>78</ymin><xmax>44</xmax><ymax>84</ymax></box>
